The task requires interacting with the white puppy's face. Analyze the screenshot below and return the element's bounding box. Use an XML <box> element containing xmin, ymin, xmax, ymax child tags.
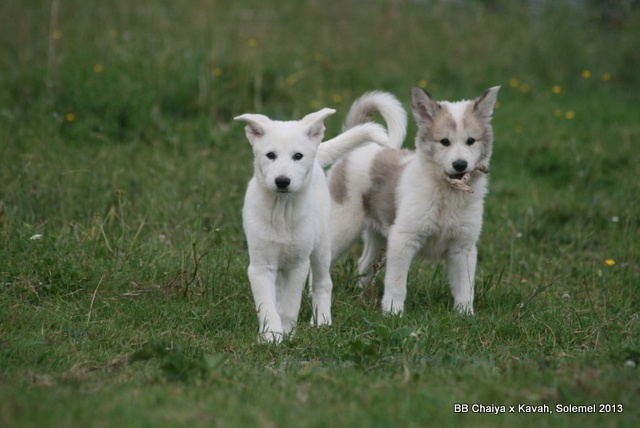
<box><xmin>411</xmin><ymin>87</ymin><xmax>499</xmax><ymax>182</ymax></box>
<box><xmin>235</xmin><ymin>109</ymin><xmax>336</xmax><ymax>194</ymax></box>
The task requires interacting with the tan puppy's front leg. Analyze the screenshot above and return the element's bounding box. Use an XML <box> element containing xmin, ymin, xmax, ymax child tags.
<box><xmin>381</xmin><ymin>228</ymin><xmax>422</xmax><ymax>314</ymax></box>
<box><xmin>446</xmin><ymin>244</ymin><xmax>477</xmax><ymax>315</ymax></box>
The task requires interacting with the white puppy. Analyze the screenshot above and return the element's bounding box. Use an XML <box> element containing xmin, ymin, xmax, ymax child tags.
<box><xmin>328</xmin><ymin>87</ymin><xmax>500</xmax><ymax>315</ymax></box>
<box><xmin>236</xmin><ymin>94</ymin><xmax>403</xmax><ymax>342</ymax></box>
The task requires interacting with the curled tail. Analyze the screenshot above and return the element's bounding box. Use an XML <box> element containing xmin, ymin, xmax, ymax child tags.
<box><xmin>316</xmin><ymin>122</ymin><xmax>387</xmax><ymax>168</ymax></box>
<box><xmin>343</xmin><ymin>91</ymin><xmax>407</xmax><ymax>149</ymax></box>
<box><xmin>316</xmin><ymin>91</ymin><xmax>407</xmax><ymax>168</ymax></box>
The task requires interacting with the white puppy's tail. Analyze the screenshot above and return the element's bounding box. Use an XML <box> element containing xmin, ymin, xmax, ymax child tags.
<box><xmin>316</xmin><ymin>122</ymin><xmax>388</xmax><ymax>168</ymax></box>
<box><xmin>343</xmin><ymin>91</ymin><xmax>407</xmax><ymax>149</ymax></box>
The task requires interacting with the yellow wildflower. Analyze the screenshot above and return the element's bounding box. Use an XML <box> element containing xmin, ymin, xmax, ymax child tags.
<box><xmin>581</xmin><ymin>70</ymin><xmax>591</xmax><ymax>79</ymax></box>
<box><xmin>552</xmin><ymin>85</ymin><xmax>562</xmax><ymax>94</ymax></box>
<box><xmin>93</xmin><ymin>64</ymin><xmax>104</xmax><ymax>73</ymax></box>
<box><xmin>247</xmin><ymin>38</ymin><xmax>258</xmax><ymax>48</ymax></box>
<box><xmin>601</xmin><ymin>72</ymin><xmax>612</xmax><ymax>81</ymax></box>
<box><xmin>52</xmin><ymin>31</ymin><xmax>63</xmax><ymax>40</ymax></box>
<box><xmin>331</xmin><ymin>94</ymin><xmax>343</xmax><ymax>103</ymax></box>
<box><xmin>564</xmin><ymin>111</ymin><xmax>575</xmax><ymax>120</ymax></box>
<box><xmin>65</xmin><ymin>113</ymin><xmax>76</xmax><ymax>122</ymax></box>
<box><xmin>418</xmin><ymin>79</ymin><xmax>428</xmax><ymax>89</ymax></box>
<box><xmin>509</xmin><ymin>78</ymin><xmax>519</xmax><ymax>89</ymax></box>
<box><xmin>605</xmin><ymin>259</ymin><xmax>615</xmax><ymax>267</ymax></box>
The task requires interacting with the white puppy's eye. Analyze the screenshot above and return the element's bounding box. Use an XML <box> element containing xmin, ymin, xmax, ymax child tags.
<box><xmin>266</xmin><ymin>152</ymin><xmax>277</xmax><ymax>160</ymax></box>
<box><xmin>292</xmin><ymin>153</ymin><xmax>304</xmax><ymax>161</ymax></box>
<box><xmin>440</xmin><ymin>138</ymin><xmax>451</xmax><ymax>147</ymax></box>
<box><xmin>466</xmin><ymin>138</ymin><xmax>476</xmax><ymax>146</ymax></box>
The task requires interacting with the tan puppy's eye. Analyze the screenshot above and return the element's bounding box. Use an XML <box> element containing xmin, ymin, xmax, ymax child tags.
<box><xmin>440</xmin><ymin>138</ymin><xmax>451</xmax><ymax>147</ymax></box>
<box><xmin>466</xmin><ymin>138</ymin><xmax>476</xmax><ymax>146</ymax></box>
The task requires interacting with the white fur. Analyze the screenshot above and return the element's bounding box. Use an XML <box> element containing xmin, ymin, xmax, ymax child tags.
<box><xmin>236</xmin><ymin>98</ymin><xmax>396</xmax><ymax>343</ymax></box>
<box><xmin>328</xmin><ymin>87</ymin><xmax>500</xmax><ymax>315</ymax></box>
<box><xmin>316</xmin><ymin>123</ymin><xmax>389</xmax><ymax>168</ymax></box>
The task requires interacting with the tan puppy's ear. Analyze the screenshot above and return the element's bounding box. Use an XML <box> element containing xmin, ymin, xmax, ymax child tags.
<box><xmin>301</xmin><ymin>108</ymin><xmax>336</xmax><ymax>140</ymax></box>
<box><xmin>473</xmin><ymin>86</ymin><xmax>501</xmax><ymax>123</ymax></box>
<box><xmin>234</xmin><ymin>114</ymin><xmax>272</xmax><ymax>144</ymax></box>
<box><xmin>410</xmin><ymin>87</ymin><xmax>440</xmax><ymax>128</ymax></box>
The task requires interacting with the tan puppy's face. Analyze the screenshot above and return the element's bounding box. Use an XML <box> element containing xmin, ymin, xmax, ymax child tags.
<box><xmin>411</xmin><ymin>87</ymin><xmax>499</xmax><ymax>183</ymax></box>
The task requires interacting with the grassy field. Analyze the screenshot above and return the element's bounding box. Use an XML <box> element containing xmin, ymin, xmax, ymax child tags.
<box><xmin>1</xmin><ymin>0</ymin><xmax>639</xmax><ymax>426</ymax></box>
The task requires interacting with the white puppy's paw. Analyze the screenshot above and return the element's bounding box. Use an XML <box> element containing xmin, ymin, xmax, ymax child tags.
<box><xmin>381</xmin><ymin>296</ymin><xmax>404</xmax><ymax>315</ymax></box>
<box><xmin>309</xmin><ymin>317</ymin><xmax>332</xmax><ymax>327</ymax></box>
<box><xmin>310</xmin><ymin>310</ymin><xmax>332</xmax><ymax>327</ymax></box>
<box><xmin>259</xmin><ymin>331</ymin><xmax>284</xmax><ymax>344</ymax></box>
<box><xmin>454</xmin><ymin>301</ymin><xmax>475</xmax><ymax>315</ymax></box>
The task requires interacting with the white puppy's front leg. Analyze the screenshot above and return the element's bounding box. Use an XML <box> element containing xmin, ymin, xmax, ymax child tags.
<box><xmin>381</xmin><ymin>229</ymin><xmax>422</xmax><ymax>314</ymax></box>
<box><xmin>277</xmin><ymin>260</ymin><xmax>311</xmax><ymax>334</ymax></box>
<box><xmin>310</xmin><ymin>245</ymin><xmax>332</xmax><ymax>326</ymax></box>
<box><xmin>446</xmin><ymin>244</ymin><xmax>477</xmax><ymax>315</ymax></box>
<box><xmin>247</xmin><ymin>264</ymin><xmax>283</xmax><ymax>343</ymax></box>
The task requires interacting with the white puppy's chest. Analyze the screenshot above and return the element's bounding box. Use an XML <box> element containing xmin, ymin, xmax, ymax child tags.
<box><xmin>244</xmin><ymin>179</ymin><xmax>319</xmax><ymax>260</ymax></box>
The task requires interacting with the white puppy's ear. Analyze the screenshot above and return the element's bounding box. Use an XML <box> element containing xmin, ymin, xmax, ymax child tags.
<box><xmin>410</xmin><ymin>87</ymin><xmax>440</xmax><ymax>128</ymax></box>
<box><xmin>301</xmin><ymin>108</ymin><xmax>336</xmax><ymax>140</ymax></box>
<box><xmin>473</xmin><ymin>86</ymin><xmax>500</xmax><ymax>122</ymax></box>
<box><xmin>234</xmin><ymin>114</ymin><xmax>272</xmax><ymax>144</ymax></box>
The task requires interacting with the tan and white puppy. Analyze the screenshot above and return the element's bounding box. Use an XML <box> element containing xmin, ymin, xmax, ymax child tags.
<box><xmin>236</xmin><ymin>93</ymin><xmax>404</xmax><ymax>342</ymax></box>
<box><xmin>328</xmin><ymin>86</ymin><xmax>500</xmax><ymax>315</ymax></box>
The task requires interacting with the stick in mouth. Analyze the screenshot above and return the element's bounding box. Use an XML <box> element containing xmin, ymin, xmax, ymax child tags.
<box><xmin>448</xmin><ymin>163</ymin><xmax>489</xmax><ymax>193</ymax></box>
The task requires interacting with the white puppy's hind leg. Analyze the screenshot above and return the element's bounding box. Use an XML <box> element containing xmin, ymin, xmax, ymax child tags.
<box><xmin>329</xmin><ymin>202</ymin><xmax>366</xmax><ymax>265</ymax></box>
<box><xmin>357</xmin><ymin>229</ymin><xmax>385</xmax><ymax>288</ymax></box>
<box><xmin>446</xmin><ymin>245</ymin><xmax>477</xmax><ymax>315</ymax></box>
<box><xmin>248</xmin><ymin>264</ymin><xmax>284</xmax><ymax>343</ymax></box>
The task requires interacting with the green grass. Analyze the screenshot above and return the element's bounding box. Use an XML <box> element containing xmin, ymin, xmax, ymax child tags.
<box><xmin>1</xmin><ymin>0</ymin><xmax>639</xmax><ymax>426</ymax></box>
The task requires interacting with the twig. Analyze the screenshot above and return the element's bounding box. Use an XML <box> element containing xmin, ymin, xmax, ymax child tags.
<box><xmin>87</xmin><ymin>274</ymin><xmax>105</xmax><ymax>324</ymax></box>
<box><xmin>512</xmin><ymin>274</ymin><xmax>565</xmax><ymax>322</ymax></box>
<box><xmin>182</xmin><ymin>242</ymin><xmax>212</xmax><ymax>298</ymax></box>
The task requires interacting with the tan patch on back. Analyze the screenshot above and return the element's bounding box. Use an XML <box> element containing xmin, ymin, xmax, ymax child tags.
<box><xmin>329</xmin><ymin>158</ymin><xmax>349</xmax><ymax>204</ymax></box>
<box><xmin>362</xmin><ymin>149</ymin><xmax>412</xmax><ymax>227</ymax></box>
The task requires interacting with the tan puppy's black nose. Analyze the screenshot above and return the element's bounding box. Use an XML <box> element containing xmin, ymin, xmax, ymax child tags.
<box><xmin>452</xmin><ymin>160</ymin><xmax>468</xmax><ymax>172</ymax></box>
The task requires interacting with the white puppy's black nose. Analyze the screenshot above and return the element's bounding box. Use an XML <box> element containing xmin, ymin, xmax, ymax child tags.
<box><xmin>452</xmin><ymin>160</ymin><xmax>468</xmax><ymax>172</ymax></box>
<box><xmin>275</xmin><ymin>176</ymin><xmax>291</xmax><ymax>190</ymax></box>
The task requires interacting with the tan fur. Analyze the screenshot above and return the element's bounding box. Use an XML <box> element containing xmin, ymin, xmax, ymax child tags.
<box><xmin>462</xmin><ymin>103</ymin><xmax>493</xmax><ymax>162</ymax></box>
<box><xmin>429</xmin><ymin>110</ymin><xmax>457</xmax><ymax>140</ymax></box>
<box><xmin>362</xmin><ymin>149</ymin><xmax>412</xmax><ymax>226</ymax></box>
